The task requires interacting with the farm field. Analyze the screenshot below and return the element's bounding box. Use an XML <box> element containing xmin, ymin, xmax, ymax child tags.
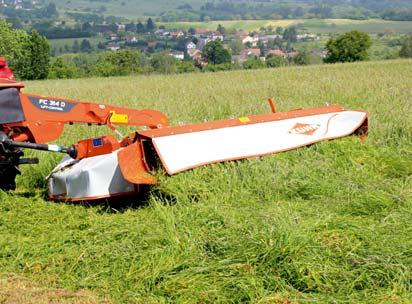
<box><xmin>0</xmin><ymin>59</ymin><xmax>411</xmax><ymax>303</ymax></box>
<box><xmin>164</xmin><ymin>18</ymin><xmax>412</xmax><ymax>34</ymax></box>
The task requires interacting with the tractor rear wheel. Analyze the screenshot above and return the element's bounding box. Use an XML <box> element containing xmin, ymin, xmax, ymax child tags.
<box><xmin>0</xmin><ymin>164</ymin><xmax>18</xmax><ymax>191</ymax></box>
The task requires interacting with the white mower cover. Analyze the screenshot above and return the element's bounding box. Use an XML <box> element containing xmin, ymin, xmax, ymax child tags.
<box><xmin>152</xmin><ymin>111</ymin><xmax>367</xmax><ymax>174</ymax></box>
<box><xmin>47</xmin><ymin>150</ymin><xmax>137</xmax><ymax>201</ymax></box>
<box><xmin>47</xmin><ymin>109</ymin><xmax>366</xmax><ymax>201</ymax></box>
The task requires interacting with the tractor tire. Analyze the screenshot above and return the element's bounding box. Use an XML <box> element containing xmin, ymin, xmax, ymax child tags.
<box><xmin>0</xmin><ymin>164</ymin><xmax>18</xmax><ymax>191</ymax></box>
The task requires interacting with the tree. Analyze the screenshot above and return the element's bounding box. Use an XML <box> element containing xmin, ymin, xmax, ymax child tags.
<box><xmin>125</xmin><ymin>22</ymin><xmax>136</xmax><ymax>32</ymax></box>
<box><xmin>80</xmin><ymin>39</ymin><xmax>92</xmax><ymax>52</ymax></box>
<box><xmin>146</xmin><ymin>18</ymin><xmax>155</xmax><ymax>32</ymax></box>
<box><xmin>136</xmin><ymin>22</ymin><xmax>145</xmax><ymax>33</ymax></box>
<box><xmin>72</xmin><ymin>40</ymin><xmax>80</xmax><ymax>53</ymax></box>
<box><xmin>82</xmin><ymin>22</ymin><xmax>92</xmax><ymax>32</ymax></box>
<box><xmin>16</xmin><ymin>30</ymin><xmax>50</xmax><ymax>80</ymax></box>
<box><xmin>44</xmin><ymin>2</ymin><xmax>58</xmax><ymax>18</ymax></box>
<box><xmin>324</xmin><ymin>31</ymin><xmax>371</xmax><ymax>63</ymax></box>
<box><xmin>188</xmin><ymin>27</ymin><xmax>196</xmax><ymax>35</ymax></box>
<box><xmin>0</xmin><ymin>20</ymin><xmax>28</xmax><ymax>75</ymax></box>
<box><xmin>229</xmin><ymin>38</ymin><xmax>244</xmax><ymax>55</ymax></box>
<box><xmin>283</xmin><ymin>26</ymin><xmax>297</xmax><ymax>42</ymax></box>
<box><xmin>202</xmin><ymin>40</ymin><xmax>231</xmax><ymax>65</ymax></box>
<box><xmin>399</xmin><ymin>35</ymin><xmax>412</xmax><ymax>58</ymax></box>
<box><xmin>217</xmin><ymin>24</ymin><xmax>226</xmax><ymax>35</ymax></box>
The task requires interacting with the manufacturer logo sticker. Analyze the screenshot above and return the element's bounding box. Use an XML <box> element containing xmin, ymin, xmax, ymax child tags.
<box><xmin>289</xmin><ymin>123</ymin><xmax>320</xmax><ymax>135</ymax></box>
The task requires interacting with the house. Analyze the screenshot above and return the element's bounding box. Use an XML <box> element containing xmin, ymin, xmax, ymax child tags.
<box><xmin>186</xmin><ymin>42</ymin><xmax>197</xmax><ymax>51</ymax></box>
<box><xmin>188</xmin><ymin>48</ymin><xmax>201</xmax><ymax>58</ymax></box>
<box><xmin>107</xmin><ymin>43</ymin><xmax>120</xmax><ymax>51</ymax></box>
<box><xmin>267</xmin><ymin>49</ymin><xmax>286</xmax><ymax>57</ymax></box>
<box><xmin>125</xmin><ymin>35</ymin><xmax>138</xmax><ymax>43</ymax></box>
<box><xmin>196</xmin><ymin>38</ymin><xmax>211</xmax><ymax>51</ymax></box>
<box><xmin>312</xmin><ymin>48</ymin><xmax>328</xmax><ymax>58</ymax></box>
<box><xmin>207</xmin><ymin>31</ymin><xmax>224</xmax><ymax>41</ymax></box>
<box><xmin>297</xmin><ymin>34</ymin><xmax>319</xmax><ymax>41</ymax></box>
<box><xmin>235</xmin><ymin>30</ymin><xmax>249</xmax><ymax>38</ymax></box>
<box><xmin>194</xmin><ymin>28</ymin><xmax>211</xmax><ymax>36</ymax></box>
<box><xmin>241</xmin><ymin>36</ymin><xmax>259</xmax><ymax>46</ymax></box>
<box><xmin>169</xmin><ymin>51</ymin><xmax>184</xmax><ymax>60</ymax></box>
<box><xmin>240</xmin><ymin>48</ymin><xmax>261</xmax><ymax>58</ymax></box>
<box><xmin>155</xmin><ymin>29</ymin><xmax>170</xmax><ymax>36</ymax></box>
<box><xmin>115</xmin><ymin>23</ymin><xmax>126</xmax><ymax>31</ymax></box>
<box><xmin>109</xmin><ymin>34</ymin><xmax>119</xmax><ymax>41</ymax></box>
<box><xmin>95</xmin><ymin>23</ymin><xmax>118</xmax><ymax>34</ymax></box>
<box><xmin>147</xmin><ymin>41</ymin><xmax>157</xmax><ymax>49</ymax></box>
<box><xmin>170</xmin><ymin>31</ymin><xmax>184</xmax><ymax>39</ymax></box>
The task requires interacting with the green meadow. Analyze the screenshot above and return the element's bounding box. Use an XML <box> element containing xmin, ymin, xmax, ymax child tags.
<box><xmin>1</xmin><ymin>59</ymin><xmax>411</xmax><ymax>303</ymax></box>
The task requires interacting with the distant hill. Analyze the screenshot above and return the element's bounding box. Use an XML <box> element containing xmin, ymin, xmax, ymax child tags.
<box><xmin>50</xmin><ymin>0</ymin><xmax>412</xmax><ymax>21</ymax></box>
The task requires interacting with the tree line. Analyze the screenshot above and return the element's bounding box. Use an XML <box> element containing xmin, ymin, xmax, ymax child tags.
<box><xmin>1</xmin><ymin>21</ymin><xmax>412</xmax><ymax>81</ymax></box>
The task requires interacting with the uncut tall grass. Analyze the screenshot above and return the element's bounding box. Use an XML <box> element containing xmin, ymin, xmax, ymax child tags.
<box><xmin>0</xmin><ymin>59</ymin><xmax>411</xmax><ymax>303</ymax></box>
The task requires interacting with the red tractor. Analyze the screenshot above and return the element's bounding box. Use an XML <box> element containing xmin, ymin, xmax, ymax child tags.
<box><xmin>0</xmin><ymin>57</ymin><xmax>15</xmax><ymax>81</ymax></box>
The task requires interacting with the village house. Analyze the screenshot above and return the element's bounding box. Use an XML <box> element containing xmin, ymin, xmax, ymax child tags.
<box><xmin>169</xmin><ymin>51</ymin><xmax>185</xmax><ymax>60</ymax></box>
<box><xmin>241</xmin><ymin>36</ymin><xmax>259</xmax><ymax>47</ymax></box>
<box><xmin>235</xmin><ymin>30</ymin><xmax>249</xmax><ymax>39</ymax></box>
<box><xmin>125</xmin><ymin>35</ymin><xmax>138</xmax><ymax>43</ymax></box>
<box><xmin>297</xmin><ymin>34</ymin><xmax>319</xmax><ymax>41</ymax></box>
<box><xmin>170</xmin><ymin>31</ymin><xmax>184</xmax><ymax>39</ymax></box>
<box><xmin>109</xmin><ymin>33</ymin><xmax>119</xmax><ymax>41</ymax></box>
<box><xmin>155</xmin><ymin>29</ymin><xmax>170</xmax><ymax>36</ymax></box>
<box><xmin>267</xmin><ymin>49</ymin><xmax>286</xmax><ymax>57</ymax></box>
<box><xmin>147</xmin><ymin>41</ymin><xmax>157</xmax><ymax>49</ymax></box>
<box><xmin>196</xmin><ymin>38</ymin><xmax>211</xmax><ymax>51</ymax></box>
<box><xmin>186</xmin><ymin>41</ymin><xmax>197</xmax><ymax>51</ymax></box>
<box><xmin>194</xmin><ymin>28</ymin><xmax>211</xmax><ymax>37</ymax></box>
<box><xmin>206</xmin><ymin>31</ymin><xmax>224</xmax><ymax>41</ymax></box>
<box><xmin>106</xmin><ymin>43</ymin><xmax>120</xmax><ymax>51</ymax></box>
<box><xmin>240</xmin><ymin>48</ymin><xmax>261</xmax><ymax>59</ymax></box>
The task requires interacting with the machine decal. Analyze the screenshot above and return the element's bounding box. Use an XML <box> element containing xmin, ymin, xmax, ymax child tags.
<box><xmin>28</xmin><ymin>96</ymin><xmax>77</xmax><ymax>113</ymax></box>
<box><xmin>289</xmin><ymin>123</ymin><xmax>320</xmax><ymax>135</ymax></box>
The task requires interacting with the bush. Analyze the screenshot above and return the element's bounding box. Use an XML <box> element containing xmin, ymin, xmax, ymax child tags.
<box><xmin>293</xmin><ymin>50</ymin><xmax>310</xmax><ymax>65</ymax></box>
<box><xmin>203</xmin><ymin>62</ymin><xmax>238</xmax><ymax>72</ymax></box>
<box><xmin>48</xmin><ymin>58</ymin><xmax>79</xmax><ymax>79</ymax></box>
<box><xmin>266</xmin><ymin>55</ymin><xmax>287</xmax><ymax>68</ymax></box>
<box><xmin>92</xmin><ymin>50</ymin><xmax>152</xmax><ymax>77</ymax></box>
<box><xmin>151</xmin><ymin>53</ymin><xmax>178</xmax><ymax>74</ymax></box>
<box><xmin>399</xmin><ymin>35</ymin><xmax>412</xmax><ymax>58</ymax></box>
<box><xmin>243</xmin><ymin>57</ymin><xmax>265</xmax><ymax>70</ymax></box>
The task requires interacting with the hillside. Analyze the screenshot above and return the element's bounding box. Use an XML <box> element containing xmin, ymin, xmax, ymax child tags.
<box><xmin>50</xmin><ymin>0</ymin><xmax>412</xmax><ymax>20</ymax></box>
<box><xmin>1</xmin><ymin>59</ymin><xmax>411</xmax><ymax>303</ymax></box>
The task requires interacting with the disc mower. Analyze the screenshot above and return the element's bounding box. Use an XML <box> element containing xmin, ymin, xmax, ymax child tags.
<box><xmin>0</xmin><ymin>79</ymin><xmax>368</xmax><ymax>201</ymax></box>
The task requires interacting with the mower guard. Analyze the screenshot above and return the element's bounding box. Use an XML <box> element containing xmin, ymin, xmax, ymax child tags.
<box><xmin>47</xmin><ymin>105</ymin><xmax>367</xmax><ymax>201</ymax></box>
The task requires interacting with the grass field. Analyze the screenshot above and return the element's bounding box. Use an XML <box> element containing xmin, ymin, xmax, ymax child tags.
<box><xmin>49</xmin><ymin>37</ymin><xmax>106</xmax><ymax>54</ymax></box>
<box><xmin>1</xmin><ymin>59</ymin><xmax>411</xmax><ymax>303</ymax></box>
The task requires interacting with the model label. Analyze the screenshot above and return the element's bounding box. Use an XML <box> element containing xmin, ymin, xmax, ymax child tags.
<box><xmin>29</xmin><ymin>96</ymin><xmax>77</xmax><ymax>112</ymax></box>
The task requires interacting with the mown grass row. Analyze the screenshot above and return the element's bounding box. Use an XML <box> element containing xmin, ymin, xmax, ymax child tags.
<box><xmin>0</xmin><ymin>59</ymin><xmax>411</xmax><ymax>303</ymax></box>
